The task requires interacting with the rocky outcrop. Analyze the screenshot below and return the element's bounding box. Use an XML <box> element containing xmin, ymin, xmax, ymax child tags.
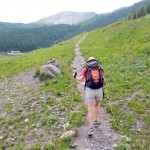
<box><xmin>40</xmin><ymin>58</ymin><xmax>61</xmax><ymax>78</ymax></box>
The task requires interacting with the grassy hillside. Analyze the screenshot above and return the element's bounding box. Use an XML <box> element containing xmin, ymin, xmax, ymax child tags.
<box><xmin>0</xmin><ymin>33</ymin><xmax>83</xmax><ymax>78</ymax></box>
<box><xmin>0</xmin><ymin>14</ymin><xmax>149</xmax><ymax>149</ymax></box>
<box><xmin>0</xmin><ymin>34</ymin><xmax>86</xmax><ymax>149</ymax></box>
<box><xmin>0</xmin><ymin>55</ymin><xmax>15</xmax><ymax>65</ymax></box>
<box><xmin>79</xmin><ymin>0</ymin><xmax>150</xmax><ymax>32</ymax></box>
<box><xmin>80</xmin><ymin>15</ymin><xmax>150</xmax><ymax>149</ymax></box>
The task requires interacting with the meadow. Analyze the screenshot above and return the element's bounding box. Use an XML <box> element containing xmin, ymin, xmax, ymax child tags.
<box><xmin>0</xmin><ymin>34</ymin><xmax>86</xmax><ymax>149</ymax></box>
<box><xmin>80</xmin><ymin>15</ymin><xmax>150</xmax><ymax>149</ymax></box>
<box><xmin>0</xmin><ymin>55</ymin><xmax>14</xmax><ymax>64</ymax></box>
<box><xmin>0</xmin><ymin>14</ymin><xmax>150</xmax><ymax>149</ymax></box>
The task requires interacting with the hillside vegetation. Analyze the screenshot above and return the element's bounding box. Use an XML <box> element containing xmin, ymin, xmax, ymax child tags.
<box><xmin>128</xmin><ymin>1</ymin><xmax>150</xmax><ymax>20</ymax></box>
<box><xmin>0</xmin><ymin>24</ymin><xmax>79</xmax><ymax>52</ymax></box>
<box><xmin>0</xmin><ymin>14</ymin><xmax>149</xmax><ymax>150</ymax></box>
<box><xmin>0</xmin><ymin>34</ymin><xmax>86</xmax><ymax>149</ymax></box>
<box><xmin>79</xmin><ymin>0</ymin><xmax>149</xmax><ymax>32</ymax></box>
<box><xmin>80</xmin><ymin>15</ymin><xmax>150</xmax><ymax>149</ymax></box>
<box><xmin>0</xmin><ymin>0</ymin><xmax>149</xmax><ymax>53</ymax></box>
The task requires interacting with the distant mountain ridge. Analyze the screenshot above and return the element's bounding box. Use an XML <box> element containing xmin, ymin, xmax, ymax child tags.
<box><xmin>33</xmin><ymin>11</ymin><xmax>97</xmax><ymax>25</ymax></box>
<box><xmin>79</xmin><ymin>0</ymin><xmax>149</xmax><ymax>31</ymax></box>
<box><xmin>0</xmin><ymin>0</ymin><xmax>149</xmax><ymax>52</ymax></box>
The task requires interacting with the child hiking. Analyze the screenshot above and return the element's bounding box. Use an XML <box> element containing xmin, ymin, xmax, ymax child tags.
<box><xmin>74</xmin><ymin>56</ymin><xmax>105</xmax><ymax>136</ymax></box>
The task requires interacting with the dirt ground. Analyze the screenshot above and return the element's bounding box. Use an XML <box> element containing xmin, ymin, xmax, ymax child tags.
<box><xmin>0</xmin><ymin>34</ymin><xmax>121</xmax><ymax>149</ymax></box>
<box><xmin>71</xmin><ymin>34</ymin><xmax>121</xmax><ymax>150</ymax></box>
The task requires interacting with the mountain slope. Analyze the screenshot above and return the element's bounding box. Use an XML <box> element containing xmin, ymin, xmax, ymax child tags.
<box><xmin>80</xmin><ymin>14</ymin><xmax>150</xmax><ymax>149</ymax></box>
<box><xmin>0</xmin><ymin>34</ymin><xmax>87</xmax><ymax>149</ymax></box>
<box><xmin>0</xmin><ymin>22</ymin><xmax>43</xmax><ymax>31</ymax></box>
<box><xmin>0</xmin><ymin>0</ymin><xmax>149</xmax><ymax>53</ymax></box>
<box><xmin>33</xmin><ymin>11</ymin><xmax>97</xmax><ymax>25</ymax></box>
<box><xmin>0</xmin><ymin>13</ymin><xmax>149</xmax><ymax>150</ymax></box>
<box><xmin>0</xmin><ymin>24</ymin><xmax>80</xmax><ymax>52</ymax></box>
<box><xmin>79</xmin><ymin>0</ymin><xmax>149</xmax><ymax>31</ymax></box>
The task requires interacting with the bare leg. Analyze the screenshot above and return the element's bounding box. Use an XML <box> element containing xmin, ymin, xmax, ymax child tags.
<box><xmin>87</xmin><ymin>101</ymin><xmax>95</xmax><ymax>127</ymax></box>
<box><xmin>94</xmin><ymin>100</ymin><xmax>100</xmax><ymax>120</ymax></box>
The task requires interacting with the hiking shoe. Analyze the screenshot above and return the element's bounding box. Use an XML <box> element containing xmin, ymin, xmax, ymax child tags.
<box><xmin>88</xmin><ymin>127</ymin><xmax>94</xmax><ymax>136</ymax></box>
<box><xmin>93</xmin><ymin>120</ymin><xmax>100</xmax><ymax>128</ymax></box>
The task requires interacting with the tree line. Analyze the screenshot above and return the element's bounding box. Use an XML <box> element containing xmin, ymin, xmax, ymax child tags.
<box><xmin>128</xmin><ymin>2</ymin><xmax>150</xmax><ymax>20</ymax></box>
<box><xmin>0</xmin><ymin>24</ymin><xmax>80</xmax><ymax>52</ymax></box>
<box><xmin>0</xmin><ymin>0</ymin><xmax>149</xmax><ymax>52</ymax></box>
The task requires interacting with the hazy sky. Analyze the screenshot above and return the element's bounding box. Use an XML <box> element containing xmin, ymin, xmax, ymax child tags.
<box><xmin>0</xmin><ymin>0</ymin><xmax>141</xmax><ymax>23</ymax></box>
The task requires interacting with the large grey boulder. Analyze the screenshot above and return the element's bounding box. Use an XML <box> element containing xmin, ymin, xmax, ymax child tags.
<box><xmin>40</xmin><ymin>59</ymin><xmax>61</xmax><ymax>78</ymax></box>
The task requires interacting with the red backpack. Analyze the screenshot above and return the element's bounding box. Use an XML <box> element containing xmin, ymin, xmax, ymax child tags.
<box><xmin>85</xmin><ymin>59</ymin><xmax>104</xmax><ymax>89</ymax></box>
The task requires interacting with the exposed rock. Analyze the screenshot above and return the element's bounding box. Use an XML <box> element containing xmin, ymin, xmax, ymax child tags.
<box><xmin>36</xmin><ymin>122</ymin><xmax>42</xmax><ymax>128</ymax></box>
<box><xmin>40</xmin><ymin>58</ymin><xmax>61</xmax><ymax>78</ymax></box>
<box><xmin>24</xmin><ymin>118</ymin><xmax>29</xmax><ymax>122</ymax></box>
<box><xmin>113</xmin><ymin>143</ymin><xmax>118</xmax><ymax>148</ymax></box>
<box><xmin>8</xmin><ymin>137</ymin><xmax>16</xmax><ymax>141</ymax></box>
<box><xmin>60</xmin><ymin>130</ymin><xmax>77</xmax><ymax>138</ymax></box>
<box><xmin>44</xmin><ymin>58</ymin><xmax>61</xmax><ymax>68</ymax></box>
<box><xmin>63</xmin><ymin>122</ymin><xmax>70</xmax><ymax>130</ymax></box>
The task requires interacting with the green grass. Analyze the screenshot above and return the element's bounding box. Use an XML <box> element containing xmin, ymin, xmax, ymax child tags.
<box><xmin>80</xmin><ymin>15</ymin><xmax>150</xmax><ymax>149</ymax></box>
<box><xmin>0</xmin><ymin>55</ymin><xmax>15</xmax><ymax>64</ymax></box>
<box><xmin>0</xmin><ymin>33</ymin><xmax>86</xmax><ymax>79</ymax></box>
<box><xmin>1</xmin><ymin>14</ymin><xmax>150</xmax><ymax>149</ymax></box>
<box><xmin>0</xmin><ymin>33</ymin><xmax>85</xmax><ymax>149</ymax></box>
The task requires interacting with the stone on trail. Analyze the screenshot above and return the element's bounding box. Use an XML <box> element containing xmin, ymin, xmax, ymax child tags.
<box><xmin>40</xmin><ymin>58</ymin><xmax>61</xmax><ymax>78</ymax></box>
<box><xmin>60</xmin><ymin>130</ymin><xmax>77</xmax><ymax>138</ymax></box>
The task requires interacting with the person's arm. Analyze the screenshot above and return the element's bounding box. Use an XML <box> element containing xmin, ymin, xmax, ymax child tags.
<box><xmin>74</xmin><ymin>68</ymin><xmax>86</xmax><ymax>82</ymax></box>
<box><xmin>75</xmin><ymin>75</ymin><xmax>84</xmax><ymax>82</ymax></box>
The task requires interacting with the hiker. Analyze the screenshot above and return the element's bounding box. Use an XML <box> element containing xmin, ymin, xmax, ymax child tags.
<box><xmin>74</xmin><ymin>56</ymin><xmax>105</xmax><ymax>136</ymax></box>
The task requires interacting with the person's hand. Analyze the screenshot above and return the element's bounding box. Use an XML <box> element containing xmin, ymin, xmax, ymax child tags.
<box><xmin>104</xmin><ymin>80</ymin><xmax>106</xmax><ymax>85</ymax></box>
<box><xmin>74</xmin><ymin>72</ymin><xmax>77</xmax><ymax>78</ymax></box>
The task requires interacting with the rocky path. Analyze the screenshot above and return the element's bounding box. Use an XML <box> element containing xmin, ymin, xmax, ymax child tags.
<box><xmin>0</xmin><ymin>34</ymin><xmax>121</xmax><ymax>149</ymax></box>
<box><xmin>0</xmin><ymin>70</ymin><xmax>55</xmax><ymax>148</ymax></box>
<box><xmin>71</xmin><ymin>34</ymin><xmax>121</xmax><ymax>150</ymax></box>
<box><xmin>0</xmin><ymin>70</ymin><xmax>40</xmax><ymax>113</ymax></box>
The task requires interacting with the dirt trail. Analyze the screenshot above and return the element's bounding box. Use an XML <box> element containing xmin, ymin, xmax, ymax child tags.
<box><xmin>0</xmin><ymin>34</ymin><xmax>121</xmax><ymax>149</ymax></box>
<box><xmin>71</xmin><ymin>34</ymin><xmax>121</xmax><ymax>150</ymax></box>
